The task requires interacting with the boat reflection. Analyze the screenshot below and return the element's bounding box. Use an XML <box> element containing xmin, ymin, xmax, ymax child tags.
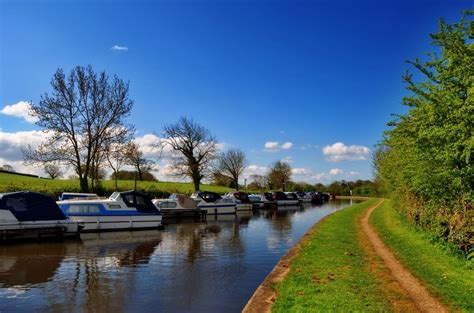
<box><xmin>0</xmin><ymin>231</ymin><xmax>162</xmax><ymax>289</ymax></box>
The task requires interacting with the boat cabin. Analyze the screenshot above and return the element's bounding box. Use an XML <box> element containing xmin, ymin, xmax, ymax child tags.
<box><xmin>0</xmin><ymin>191</ymin><xmax>68</xmax><ymax>222</ymax></box>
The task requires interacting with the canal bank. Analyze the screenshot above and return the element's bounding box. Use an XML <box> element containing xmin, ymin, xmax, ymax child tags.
<box><xmin>248</xmin><ymin>198</ymin><xmax>472</xmax><ymax>312</ymax></box>
<box><xmin>244</xmin><ymin>199</ymin><xmax>393</xmax><ymax>312</ymax></box>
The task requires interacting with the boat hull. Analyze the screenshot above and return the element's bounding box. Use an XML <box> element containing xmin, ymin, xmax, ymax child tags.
<box><xmin>236</xmin><ymin>203</ymin><xmax>252</xmax><ymax>211</ymax></box>
<box><xmin>198</xmin><ymin>204</ymin><xmax>237</xmax><ymax>215</ymax></box>
<box><xmin>68</xmin><ymin>215</ymin><xmax>162</xmax><ymax>231</ymax></box>
<box><xmin>276</xmin><ymin>200</ymin><xmax>300</xmax><ymax>206</ymax></box>
<box><xmin>0</xmin><ymin>220</ymin><xmax>82</xmax><ymax>240</ymax></box>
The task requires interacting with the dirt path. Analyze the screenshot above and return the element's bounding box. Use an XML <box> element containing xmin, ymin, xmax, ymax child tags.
<box><xmin>360</xmin><ymin>200</ymin><xmax>448</xmax><ymax>313</ymax></box>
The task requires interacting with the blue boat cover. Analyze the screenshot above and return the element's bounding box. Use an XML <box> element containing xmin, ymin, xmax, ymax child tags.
<box><xmin>0</xmin><ymin>191</ymin><xmax>67</xmax><ymax>221</ymax></box>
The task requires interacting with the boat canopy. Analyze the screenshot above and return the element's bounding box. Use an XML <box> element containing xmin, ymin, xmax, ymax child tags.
<box><xmin>174</xmin><ymin>194</ymin><xmax>198</xmax><ymax>209</ymax></box>
<box><xmin>0</xmin><ymin>191</ymin><xmax>67</xmax><ymax>221</ymax></box>
<box><xmin>116</xmin><ymin>191</ymin><xmax>160</xmax><ymax>214</ymax></box>
<box><xmin>262</xmin><ymin>192</ymin><xmax>274</xmax><ymax>201</ymax></box>
<box><xmin>232</xmin><ymin>192</ymin><xmax>251</xmax><ymax>203</ymax></box>
<box><xmin>196</xmin><ymin>192</ymin><xmax>222</xmax><ymax>203</ymax></box>
<box><xmin>272</xmin><ymin>191</ymin><xmax>289</xmax><ymax>201</ymax></box>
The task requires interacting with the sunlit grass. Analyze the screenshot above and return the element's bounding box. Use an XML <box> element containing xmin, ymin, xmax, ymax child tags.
<box><xmin>272</xmin><ymin>199</ymin><xmax>392</xmax><ymax>312</ymax></box>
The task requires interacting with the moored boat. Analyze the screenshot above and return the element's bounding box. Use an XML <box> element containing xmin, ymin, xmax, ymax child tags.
<box><xmin>295</xmin><ymin>191</ymin><xmax>312</xmax><ymax>203</ymax></box>
<box><xmin>273</xmin><ymin>191</ymin><xmax>299</xmax><ymax>206</ymax></box>
<box><xmin>191</xmin><ymin>191</ymin><xmax>237</xmax><ymax>215</ymax></box>
<box><xmin>225</xmin><ymin>192</ymin><xmax>253</xmax><ymax>211</ymax></box>
<box><xmin>0</xmin><ymin>191</ymin><xmax>83</xmax><ymax>241</ymax></box>
<box><xmin>152</xmin><ymin>194</ymin><xmax>206</xmax><ymax>220</ymax></box>
<box><xmin>57</xmin><ymin>190</ymin><xmax>162</xmax><ymax>231</ymax></box>
<box><xmin>248</xmin><ymin>194</ymin><xmax>264</xmax><ymax>208</ymax></box>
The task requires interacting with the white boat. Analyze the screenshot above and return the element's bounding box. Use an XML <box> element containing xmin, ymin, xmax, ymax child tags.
<box><xmin>191</xmin><ymin>192</ymin><xmax>237</xmax><ymax>215</ymax></box>
<box><xmin>152</xmin><ymin>194</ymin><xmax>205</xmax><ymax>219</ymax></box>
<box><xmin>294</xmin><ymin>191</ymin><xmax>312</xmax><ymax>203</ymax></box>
<box><xmin>225</xmin><ymin>192</ymin><xmax>253</xmax><ymax>211</ymax></box>
<box><xmin>57</xmin><ymin>190</ymin><xmax>162</xmax><ymax>231</ymax></box>
<box><xmin>0</xmin><ymin>191</ymin><xmax>82</xmax><ymax>241</ymax></box>
<box><xmin>273</xmin><ymin>191</ymin><xmax>299</xmax><ymax>206</ymax></box>
<box><xmin>248</xmin><ymin>194</ymin><xmax>264</xmax><ymax>208</ymax></box>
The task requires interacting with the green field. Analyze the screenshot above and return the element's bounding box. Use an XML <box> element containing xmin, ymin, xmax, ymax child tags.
<box><xmin>370</xmin><ymin>200</ymin><xmax>474</xmax><ymax>312</ymax></box>
<box><xmin>272</xmin><ymin>199</ymin><xmax>394</xmax><ymax>312</ymax></box>
<box><xmin>0</xmin><ymin>172</ymin><xmax>233</xmax><ymax>198</ymax></box>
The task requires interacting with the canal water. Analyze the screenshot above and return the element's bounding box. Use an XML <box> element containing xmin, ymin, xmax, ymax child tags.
<box><xmin>0</xmin><ymin>199</ymin><xmax>356</xmax><ymax>312</ymax></box>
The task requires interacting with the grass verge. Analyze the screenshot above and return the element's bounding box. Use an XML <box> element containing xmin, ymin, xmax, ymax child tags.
<box><xmin>0</xmin><ymin>172</ymin><xmax>233</xmax><ymax>198</ymax></box>
<box><xmin>370</xmin><ymin>199</ymin><xmax>474</xmax><ymax>312</ymax></box>
<box><xmin>272</xmin><ymin>199</ymin><xmax>393</xmax><ymax>312</ymax></box>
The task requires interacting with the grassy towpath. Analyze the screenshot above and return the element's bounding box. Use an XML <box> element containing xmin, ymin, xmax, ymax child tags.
<box><xmin>251</xmin><ymin>198</ymin><xmax>472</xmax><ymax>312</ymax></box>
<box><xmin>268</xmin><ymin>199</ymin><xmax>403</xmax><ymax>312</ymax></box>
<box><xmin>371</xmin><ymin>200</ymin><xmax>474</xmax><ymax>312</ymax></box>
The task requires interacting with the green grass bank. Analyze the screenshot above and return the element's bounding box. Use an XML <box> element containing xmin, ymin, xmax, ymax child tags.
<box><xmin>272</xmin><ymin>199</ymin><xmax>393</xmax><ymax>312</ymax></box>
<box><xmin>0</xmin><ymin>172</ymin><xmax>233</xmax><ymax>198</ymax></box>
<box><xmin>370</xmin><ymin>199</ymin><xmax>474</xmax><ymax>312</ymax></box>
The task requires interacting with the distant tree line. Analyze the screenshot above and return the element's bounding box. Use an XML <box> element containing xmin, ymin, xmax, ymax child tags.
<box><xmin>374</xmin><ymin>11</ymin><xmax>473</xmax><ymax>254</ymax></box>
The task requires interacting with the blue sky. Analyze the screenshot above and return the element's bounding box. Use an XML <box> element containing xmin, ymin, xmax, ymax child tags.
<box><xmin>0</xmin><ymin>0</ymin><xmax>471</xmax><ymax>183</ymax></box>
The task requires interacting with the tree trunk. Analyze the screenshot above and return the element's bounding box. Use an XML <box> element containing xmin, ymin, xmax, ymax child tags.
<box><xmin>193</xmin><ymin>177</ymin><xmax>200</xmax><ymax>192</ymax></box>
<box><xmin>80</xmin><ymin>177</ymin><xmax>89</xmax><ymax>192</ymax></box>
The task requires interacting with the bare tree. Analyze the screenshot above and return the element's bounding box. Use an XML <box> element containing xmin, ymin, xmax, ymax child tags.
<box><xmin>217</xmin><ymin>148</ymin><xmax>247</xmax><ymax>190</ymax></box>
<box><xmin>44</xmin><ymin>163</ymin><xmax>62</xmax><ymax>179</ymax></box>
<box><xmin>161</xmin><ymin>117</ymin><xmax>218</xmax><ymax>192</ymax></box>
<box><xmin>23</xmin><ymin>65</ymin><xmax>134</xmax><ymax>192</ymax></box>
<box><xmin>125</xmin><ymin>142</ymin><xmax>156</xmax><ymax>182</ymax></box>
<box><xmin>267</xmin><ymin>160</ymin><xmax>292</xmax><ymax>191</ymax></box>
<box><xmin>106</xmin><ymin>143</ymin><xmax>129</xmax><ymax>190</ymax></box>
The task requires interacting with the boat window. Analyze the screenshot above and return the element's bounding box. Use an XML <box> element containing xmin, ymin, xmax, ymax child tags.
<box><xmin>136</xmin><ymin>195</ymin><xmax>146</xmax><ymax>205</ymax></box>
<box><xmin>5</xmin><ymin>197</ymin><xmax>28</xmax><ymax>212</ymax></box>
<box><xmin>161</xmin><ymin>201</ymin><xmax>177</xmax><ymax>209</ymax></box>
<box><xmin>68</xmin><ymin>204</ymin><xmax>100</xmax><ymax>214</ymax></box>
<box><xmin>108</xmin><ymin>204</ymin><xmax>122</xmax><ymax>209</ymax></box>
<box><xmin>125</xmin><ymin>194</ymin><xmax>135</xmax><ymax>204</ymax></box>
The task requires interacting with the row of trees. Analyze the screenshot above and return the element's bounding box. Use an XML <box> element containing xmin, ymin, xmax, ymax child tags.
<box><xmin>23</xmin><ymin>65</ymin><xmax>383</xmax><ymax>198</ymax></box>
<box><xmin>22</xmin><ymin>66</ymin><xmax>252</xmax><ymax>192</ymax></box>
<box><xmin>374</xmin><ymin>11</ymin><xmax>473</xmax><ymax>253</ymax></box>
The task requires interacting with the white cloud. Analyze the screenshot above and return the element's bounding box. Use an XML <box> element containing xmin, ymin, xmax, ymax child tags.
<box><xmin>263</xmin><ymin>141</ymin><xmax>294</xmax><ymax>152</ymax></box>
<box><xmin>111</xmin><ymin>45</ymin><xmax>128</xmax><ymax>51</ymax></box>
<box><xmin>264</xmin><ymin>141</ymin><xmax>279</xmax><ymax>150</ymax></box>
<box><xmin>0</xmin><ymin>130</ymin><xmax>48</xmax><ymax>160</ymax></box>
<box><xmin>133</xmin><ymin>133</ymin><xmax>166</xmax><ymax>159</ymax></box>
<box><xmin>244</xmin><ymin>164</ymin><xmax>268</xmax><ymax>176</ymax></box>
<box><xmin>322</xmin><ymin>142</ymin><xmax>370</xmax><ymax>162</ymax></box>
<box><xmin>1</xmin><ymin>101</ymin><xmax>38</xmax><ymax>123</ymax></box>
<box><xmin>329</xmin><ymin>168</ymin><xmax>343</xmax><ymax>175</ymax></box>
<box><xmin>292</xmin><ymin>167</ymin><xmax>310</xmax><ymax>175</ymax></box>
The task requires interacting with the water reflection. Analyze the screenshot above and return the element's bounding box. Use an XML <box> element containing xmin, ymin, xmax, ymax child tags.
<box><xmin>0</xmin><ymin>200</ymin><xmax>357</xmax><ymax>313</ymax></box>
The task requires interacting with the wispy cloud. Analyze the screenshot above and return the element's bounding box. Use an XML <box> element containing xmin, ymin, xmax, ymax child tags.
<box><xmin>111</xmin><ymin>45</ymin><xmax>128</xmax><ymax>51</ymax></box>
<box><xmin>322</xmin><ymin>142</ymin><xmax>370</xmax><ymax>162</ymax></box>
<box><xmin>1</xmin><ymin>101</ymin><xmax>38</xmax><ymax>123</ymax></box>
